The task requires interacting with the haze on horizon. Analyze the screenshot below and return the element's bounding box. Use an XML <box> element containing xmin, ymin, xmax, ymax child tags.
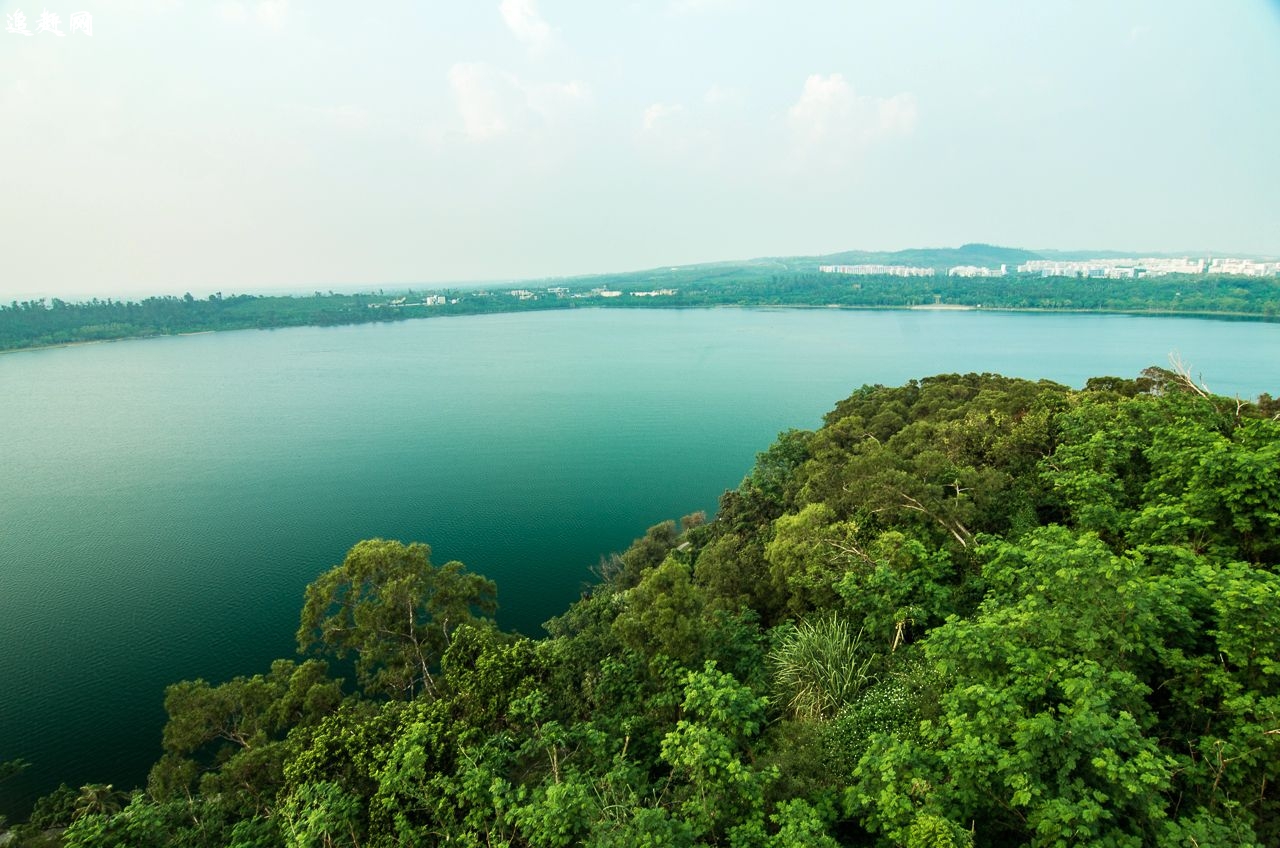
<box><xmin>2</xmin><ymin>0</ymin><xmax>1278</xmax><ymax>302</ymax></box>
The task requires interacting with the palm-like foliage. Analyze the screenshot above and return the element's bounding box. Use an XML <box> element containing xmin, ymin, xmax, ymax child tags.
<box><xmin>73</xmin><ymin>783</ymin><xmax>127</xmax><ymax>820</ymax></box>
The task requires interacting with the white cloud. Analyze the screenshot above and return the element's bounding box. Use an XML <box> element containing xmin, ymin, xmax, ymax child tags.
<box><xmin>642</xmin><ymin>102</ymin><xmax>683</xmax><ymax>132</ymax></box>
<box><xmin>448</xmin><ymin>62</ymin><xmax>588</xmax><ymax>140</ymax></box>
<box><xmin>787</xmin><ymin>73</ymin><xmax>916</xmax><ymax>166</ymax></box>
<box><xmin>500</xmin><ymin>0</ymin><xmax>555</xmax><ymax>54</ymax></box>
<box><xmin>449</xmin><ymin>64</ymin><xmax>516</xmax><ymax>139</ymax></box>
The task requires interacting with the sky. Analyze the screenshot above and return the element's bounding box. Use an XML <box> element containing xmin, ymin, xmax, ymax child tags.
<box><xmin>1</xmin><ymin>1</ymin><xmax>1279</xmax><ymax>301</ymax></box>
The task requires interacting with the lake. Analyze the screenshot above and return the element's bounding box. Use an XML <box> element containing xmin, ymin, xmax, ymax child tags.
<box><xmin>1</xmin><ymin>306</ymin><xmax>1278</xmax><ymax>815</ymax></box>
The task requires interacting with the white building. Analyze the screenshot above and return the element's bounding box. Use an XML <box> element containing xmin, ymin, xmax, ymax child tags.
<box><xmin>1207</xmin><ymin>258</ymin><xmax>1280</xmax><ymax>276</ymax></box>
<box><xmin>948</xmin><ymin>265</ymin><xmax>1007</xmax><ymax>278</ymax></box>
<box><xmin>1016</xmin><ymin>258</ymin><xmax>1209</xmax><ymax>278</ymax></box>
<box><xmin>819</xmin><ymin>264</ymin><xmax>935</xmax><ymax>277</ymax></box>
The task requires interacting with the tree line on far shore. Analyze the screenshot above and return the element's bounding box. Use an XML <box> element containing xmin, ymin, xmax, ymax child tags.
<box><xmin>4</xmin><ymin>270</ymin><xmax>1278</xmax><ymax>352</ymax></box>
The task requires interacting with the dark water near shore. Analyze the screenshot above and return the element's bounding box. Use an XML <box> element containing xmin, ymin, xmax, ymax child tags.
<box><xmin>1</xmin><ymin>307</ymin><xmax>1277</xmax><ymax>815</ymax></box>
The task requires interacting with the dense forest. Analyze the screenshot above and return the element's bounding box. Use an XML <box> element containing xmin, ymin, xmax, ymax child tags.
<box><xmin>4</xmin><ymin>269</ymin><xmax>1278</xmax><ymax>352</ymax></box>
<box><xmin>0</xmin><ymin>290</ymin><xmax>550</xmax><ymax>351</ymax></box>
<box><xmin>3</xmin><ymin>367</ymin><xmax>1279</xmax><ymax>847</ymax></box>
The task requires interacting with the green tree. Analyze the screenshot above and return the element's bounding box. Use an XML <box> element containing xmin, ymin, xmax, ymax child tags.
<box><xmin>613</xmin><ymin>556</ymin><xmax>709</xmax><ymax>665</ymax></box>
<box><xmin>27</xmin><ymin>783</ymin><xmax>78</xmax><ymax>829</ymax></box>
<box><xmin>765</xmin><ymin>502</ymin><xmax>863</xmax><ymax>615</ymax></box>
<box><xmin>278</xmin><ymin>781</ymin><xmax>363</xmax><ymax>848</ymax></box>
<box><xmin>849</xmin><ymin>528</ymin><xmax>1186</xmax><ymax>846</ymax></box>
<box><xmin>659</xmin><ymin>662</ymin><xmax>773</xmax><ymax>842</ymax></box>
<box><xmin>149</xmin><ymin>658</ymin><xmax>342</xmax><ymax>813</ymax></box>
<box><xmin>608</xmin><ymin>521</ymin><xmax>681</xmax><ymax>589</ymax></box>
<box><xmin>297</xmin><ymin>539</ymin><xmax>497</xmax><ymax>699</ymax></box>
<box><xmin>693</xmin><ymin>530</ymin><xmax>773</xmax><ymax>616</ymax></box>
<box><xmin>1132</xmin><ymin>416</ymin><xmax>1280</xmax><ymax>561</ymax></box>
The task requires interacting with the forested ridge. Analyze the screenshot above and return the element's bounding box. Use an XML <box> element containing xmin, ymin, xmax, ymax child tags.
<box><xmin>4</xmin><ymin>368</ymin><xmax>1280</xmax><ymax>847</ymax></box>
<box><xmin>4</xmin><ymin>268</ymin><xmax>1278</xmax><ymax>352</ymax></box>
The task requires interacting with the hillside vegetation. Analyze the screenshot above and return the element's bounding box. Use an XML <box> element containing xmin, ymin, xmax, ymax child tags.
<box><xmin>6</xmin><ymin>367</ymin><xmax>1280</xmax><ymax>847</ymax></box>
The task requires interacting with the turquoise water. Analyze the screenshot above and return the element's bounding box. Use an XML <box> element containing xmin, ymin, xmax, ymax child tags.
<box><xmin>1</xmin><ymin>307</ymin><xmax>1278</xmax><ymax>814</ymax></box>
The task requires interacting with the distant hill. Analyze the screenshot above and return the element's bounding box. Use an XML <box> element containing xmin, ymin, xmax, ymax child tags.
<box><xmin>542</xmin><ymin>244</ymin><xmax>1044</xmax><ymax>288</ymax></box>
<box><xmin>1030</xmin><ymin>248</ymin><xmax>1277</xmax><ymax>262</ymax></box>
<box><xmin>511</xmin><ymin>242</ymin><xmax>1275</xmax><ymax>295</ymax></box>
<box><xmin>802</xmin><ymin>243</ymin><xmax>1043</xmax><ymax>271</ymax></box>
<box><xmin>455</xmin><ymin>244</ymin><xmax>1266</xmax><ymax>293</ymax></box>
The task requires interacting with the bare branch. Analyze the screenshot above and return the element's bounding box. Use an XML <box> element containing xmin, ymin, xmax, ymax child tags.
<box><xmin>1168</xmin><ymin>351</ymin><xmax>1211</xmax><ymax>398</ymax></box>
<box><xmin>824</xmin><ymin>538</ymin><xmax>874</xmax><ymax>565</ymax></box>
<box><xmin>896</xmin><ymin>490</ymin><xmax>971</xmax><ymax>547</ymax></box>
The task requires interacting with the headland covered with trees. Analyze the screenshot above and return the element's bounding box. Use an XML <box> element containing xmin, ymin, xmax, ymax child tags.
<box><xmin>3</xmin><ymin>366</ymin><xmax>1278</xmax><ymax>846</ymax></box>
<box><xmin>4</xmin><ymin>245</ymin><xmax>1279</xmax><ymax>352</ymax></box>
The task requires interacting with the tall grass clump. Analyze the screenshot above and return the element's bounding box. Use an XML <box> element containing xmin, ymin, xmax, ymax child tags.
<box><xmin>768</xmin><ymin>613</ymin><xmax>874</xmax><ymax>721</ymax></box>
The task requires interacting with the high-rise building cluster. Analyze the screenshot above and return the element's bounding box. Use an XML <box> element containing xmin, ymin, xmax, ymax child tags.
<box><xmin>1015</xmin><ymin>257</ymin><xmax>1280</xmax><ymax>278</ymax></box>
<box><xmin>1016</xmin><ymin>258</ymin><xmax>1204</xmax><ymax>278</ymax></box>
<box><xmin>1206</xmin><ymin>258</ymin><xmax>1280</xmax><ymax>276</ymax></box>
<box><xmin>819</xmin><ymin>257</ymin><xmax>1279</xmax><ymax>279</ymax></box>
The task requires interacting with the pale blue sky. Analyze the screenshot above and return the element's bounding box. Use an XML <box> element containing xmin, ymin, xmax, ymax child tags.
<box><xmin>2</xmin><ymin>1</ymin><xmax>1278</xmax><ymax>299</ymax></box>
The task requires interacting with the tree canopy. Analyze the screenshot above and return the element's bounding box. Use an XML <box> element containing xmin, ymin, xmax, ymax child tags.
<box><xmin>296</xmin><ymin>538</ymin><xmax>497</xmax><ymax>699</ymax></box>
<box><xmin>13</xmin><ymin>368</ymin><xmax>1280</xmax><ymax>848</ymax></box>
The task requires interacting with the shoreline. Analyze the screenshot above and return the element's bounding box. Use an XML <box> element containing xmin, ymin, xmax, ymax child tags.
<box><xmin>2</xmin><ymin>302</ymin><xmax>1277</xmax><ymax>355</ymax></box>
<box><xmin>0</xmin><ymin>329</ymin><xmax>219</xmax><ymax>356</ymax></box>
